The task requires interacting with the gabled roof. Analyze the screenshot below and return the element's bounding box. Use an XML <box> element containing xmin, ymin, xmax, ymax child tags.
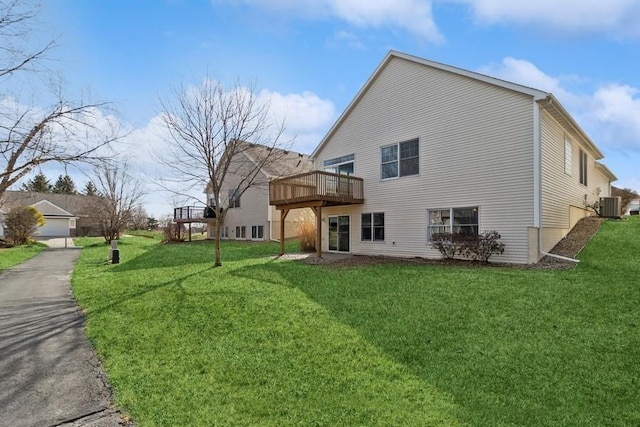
<box><xmin>30</xmin><ymin>199</ymin><xmax>75</xmax><ymax>217</ymax></box>
<box><xmin>242</xmin><ymin>144</ymin><xmax>314</xmax><ymax>178</ymax></box>
<box><xmin>311</xmin><ymin>50</ymin><xmax>603</xmax><ymax>161</ymax></box>
<box><xmin>204</xmin><ymin>142</ymin><xmax>314</xmax><ymax>192</ymax></box>
<box><xmin>1</xmin><ymin>191</ymin><xmax>101</xmax><ymax>216</ymax></box>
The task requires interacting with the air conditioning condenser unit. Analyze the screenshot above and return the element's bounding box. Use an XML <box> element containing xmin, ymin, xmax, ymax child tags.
<box><xmin>599</xmin><ymin>197</ymin><xmax>621</xmax><ymax>218</ymax></box>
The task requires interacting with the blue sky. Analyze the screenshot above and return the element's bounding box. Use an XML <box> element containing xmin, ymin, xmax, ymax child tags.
<box><xmin>13</xmin><ymin>0</ymin><xmax>640</xmax><ymax>216</ymax></box>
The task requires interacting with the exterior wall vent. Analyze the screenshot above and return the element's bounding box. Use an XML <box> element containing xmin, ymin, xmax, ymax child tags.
<box><xmin>599</xmin><ymin>197</ymin><xmax>622</xmax><ymax>218</ymax></box>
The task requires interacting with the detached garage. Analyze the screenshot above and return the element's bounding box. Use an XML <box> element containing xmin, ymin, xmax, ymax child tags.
<box><xmin>30</xmin><ymin>200</ymin><xmax>78</xmax><ymax>237</ymax></box>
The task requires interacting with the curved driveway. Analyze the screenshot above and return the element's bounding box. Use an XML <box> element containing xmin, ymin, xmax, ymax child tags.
<box><xmin>0</xmin><ymin>248</ymin><xmax>129</xmax><ymax>426</ymax></box>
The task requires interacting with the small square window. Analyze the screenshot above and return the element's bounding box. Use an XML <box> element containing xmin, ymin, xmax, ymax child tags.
<box><xmin>361</xmin><ymin>212</ymin><xmax>384</xmax><ymax>242</ymax></box>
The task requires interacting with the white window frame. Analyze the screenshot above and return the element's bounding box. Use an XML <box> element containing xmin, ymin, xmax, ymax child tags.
<box><xmin>564</xmin><ymin>136</ymin><xmax>573</xmax><ymax>176</ymax></box>
<box><xmin>381</xmin><ymin>138</ymin><xmax>419</xmax><ymax>179</ymax></box>
<box><xmin>427</xmin><ymin>207</ymin><xmax>479</xmax><ymax>242</ymax></box>
<box><xmin>220</xmin><ymin>226</ymin><xmax>228</xmax><ymax>239</ymax></box>
<box><xmin>235</xmin><ymin>225</ymin><xmax>246</xmax><ymax>239</ymax></box>
<box><xmin>361</xmin><ymin>212</ymin><xmax>385</xmax><ymax>242</ymax></box>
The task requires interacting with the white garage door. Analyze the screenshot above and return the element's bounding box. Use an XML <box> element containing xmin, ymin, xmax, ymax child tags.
<box><xmin>37</xmin><ymin>218</ymin><xmax>70</xmax><ymax>237</ymax></box>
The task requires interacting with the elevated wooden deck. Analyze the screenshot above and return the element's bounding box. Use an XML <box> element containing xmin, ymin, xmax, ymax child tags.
<box><xmin>173</xmin><ymin>206</ymin><xmax>217</xmax><ymax>223</ymax></box>
<box><xmin>269</xmin><ymin>170</ymin><xmax>364</xmax><ymax>209</ymax></box>
<box><xmin>269</xmin><ymin>171</ymin><xmax>364</xmax><ymax>258</ymax></box>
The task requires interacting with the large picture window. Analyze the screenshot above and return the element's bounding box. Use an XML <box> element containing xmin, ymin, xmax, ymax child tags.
<box><xmin>361</xmin><ymin>212</ymin><xmax>384</xmax><ymax>242</ymax></box>
<box><xmin>381</xmin><ymin>139</ymin><xmax>419</xmax><ymax>179</ymax></box>
<box><xmin>579</xmin><ymin>149</ymin><xmax>588</xmax><ymax>186</ymax></box>
<box><xmin>324</xmin><ymin>154</ymin><xmax>354</xmax><ymax>175</ymax></box>
<box><xmin>427</xmin><ymin>207</ymin><xmax>478</xmax><ymax>241</ymax></box>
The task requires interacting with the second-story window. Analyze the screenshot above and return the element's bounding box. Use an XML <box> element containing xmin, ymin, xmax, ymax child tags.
<box><xmin>228</xmin><ymin>188</ymin><xmax>240</xmax><ymax>208</ymax></box>
<box><xmin>381</xmin><ymin>138</ymin><xmax>419</xmax><ymax>179</ymax></box>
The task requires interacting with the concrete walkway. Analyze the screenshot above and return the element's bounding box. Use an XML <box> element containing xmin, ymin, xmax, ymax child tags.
<box><xmin>36</xmin><ymin>237</ymin><xmax>81</xmax><ymax>249</ymax></box>
<box><xmin>0</xmin><ymin>249</ymin><xmax>130</xmax><ymax>426</ymax></box>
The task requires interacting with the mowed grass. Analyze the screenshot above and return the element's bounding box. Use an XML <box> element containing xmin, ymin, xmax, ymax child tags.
<box><xmin>72</xmin><ymin>218</ymin><xmax>640</xmax><ymax>426</ymax></box>
<box><xmin>0</xmin><ymin>242</ymin><xmax>46</xmax><ymax>271</ymax></box>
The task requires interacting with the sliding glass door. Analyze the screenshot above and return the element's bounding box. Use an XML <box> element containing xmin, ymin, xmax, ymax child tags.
<box><xmin>328</xmin><ymin>215</ymin><xmax>350</xmax><ymax>252</ymax></box>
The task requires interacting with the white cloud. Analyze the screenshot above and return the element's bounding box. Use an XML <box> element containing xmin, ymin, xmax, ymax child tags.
<box><xmin>588</xmin><ymin>84</ymin><xmax>640</xmax><ymax>149</ymax></box>
<box><xmin>217</xmin><ymin>0</ymin><xmax>443</xmax><ymax>42</ymax></box>
<box><xmin>328</xmin><ymin>0</ymin><xmax>442</xmax><ymax>41</ymax></box>
<box><xmin>455</xmin><ymin>0</ymin><xmax>640</xmax><ymax>37</ymax></box>
<box><xmin>477</xmin><ymin>57</ymin><xmax>582</xmax><ymax>106</ymax></box>
<box><xmin>261</xmin><ymin>90</ymin><xmax>335</xmax><ymax>132</ymax></box>
<box><xmin>259</xmin><ymin>89</ymin><xmax>335</xmax><ymax>154</ymax></box>
<box><xmin>478</xmin><ymin>58</ymin><xmax>640</xmax><ymax>151</ymax></box>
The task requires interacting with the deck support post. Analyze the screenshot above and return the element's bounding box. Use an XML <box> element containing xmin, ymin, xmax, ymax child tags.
<box><xmin>311</xmin><ymin>206</ymin><xmax>322</xmax><ymax>259</ymax></box>
<box><xmin>188</xmin><ymin>222</ymin><xmax>192</xmax><ymax>242</ymax></box>
<box><xmin>279</xmin><ymin>209</ymin><xmax>290</xmax><ymax>256</ymax></box>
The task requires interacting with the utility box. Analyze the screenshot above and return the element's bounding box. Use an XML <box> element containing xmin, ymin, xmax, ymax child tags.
<box><xmin>112</xmin><ymin>248</ymin><xmax>120</xmax><ymax>264</ymax></box>
<box><xmin>109</xmin><ymin>240</ymin><xmax>119</xmax><ymax>263</ymax></box>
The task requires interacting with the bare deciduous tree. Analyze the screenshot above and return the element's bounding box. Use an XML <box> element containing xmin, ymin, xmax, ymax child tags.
<box><xmin>127</xmin><ymin>204</ymin><xmax>149</xmax><ymax>230</ymax></box>
<box><xmin>92</xmin><ymin>160</ymin><xmax>145</xmax><ymax>244</ymax></box>
<box><xmin>158</xmin><ymin>78</ymin><xmax>290</xmax><ymax>266</ymax></box>
<box><xmin>0</xmin><ymin>0</ymin><xmax>120</xmax><ymax>204</ymax></box>
<box><xmin>612</xmin><ymin>186</ymin><xmax>639</xmax><ymax>213</ymax></box>
<box><xmin>0</xmin><ymin>0</ymin><xmax>53</xmax><ymax>80</ymax></box>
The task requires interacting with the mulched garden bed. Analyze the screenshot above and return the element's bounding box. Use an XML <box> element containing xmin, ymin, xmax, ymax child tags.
<box><xmin>300</xmin><ymin>216</ymin><xmax>606</xmax><ymax>270</ymax></box>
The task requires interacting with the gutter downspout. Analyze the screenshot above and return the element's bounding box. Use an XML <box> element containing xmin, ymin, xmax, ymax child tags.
<box><xmin>535</xmin><ymin>98</ymin><xmax>579</xmax><ymax>264</ymax></box>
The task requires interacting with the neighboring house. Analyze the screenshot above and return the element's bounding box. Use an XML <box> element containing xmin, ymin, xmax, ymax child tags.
<box><xmin>208</xmin><ymin>144</ymin><xmax>315</xmax><ymax>241</ymax></box>
<box><xmin>269</xmin><ymin>50</ymin><xmax>617</xmax><ymax>264</ymax></box>
<box><xmin>0</xmin><ymin>191</ymin><xmax>103</xmax><ymax>238</ymax></box>
<box><xmin>627</xmin><ymin>198</ymin><xmax>640</xmax><ymax>214</ymax></box>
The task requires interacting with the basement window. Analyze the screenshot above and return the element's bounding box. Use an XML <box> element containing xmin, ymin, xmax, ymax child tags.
<box><xmin>427</xmin><ymin>207</ymin><xmax>478</xmax><ymax>241</ymax></box>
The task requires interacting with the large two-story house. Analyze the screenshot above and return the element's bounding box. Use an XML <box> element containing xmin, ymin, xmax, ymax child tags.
<box><xmin>269</xmin><ymin>50</ymin><xmax>617</xmax><ymax>264</ymax></box>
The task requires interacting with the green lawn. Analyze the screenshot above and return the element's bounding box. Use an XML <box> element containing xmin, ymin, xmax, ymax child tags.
<box><xmin>0</xmin><ymin>242</ymin><xmax>46</xmax><ymax>271</ymax></box>
<box><xmin>72</xmin><ymin>219</ymin><xmax>640</xmax><ymax>426</ymax></box>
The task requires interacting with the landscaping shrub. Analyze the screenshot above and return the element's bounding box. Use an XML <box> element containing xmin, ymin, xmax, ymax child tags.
<box><xmin>296</xmin><ymin>219</ymin><xmax>316</xmax><ymax>252</ymax></box>
<box><xmin>4</xmin><ymin>206</ymin><xmax>45</xmax><ymax>246</ymax></box>
<box><xmin>430</xmin><ymin>232</ymin><xmax>457</xmax><ymax>259</ymax></box>
<box><xmin>458</xmin><ymin>231</ymin><xmax>505</xmax><ymax>262</ymax></box>
<box><xmin>431</xmin><ymin>231</ymin><xmax>505</xmax><ymax>262</ymax></box>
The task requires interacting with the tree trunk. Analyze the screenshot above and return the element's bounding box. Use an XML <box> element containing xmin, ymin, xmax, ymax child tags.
<box><xmin>214</xmin><ymin>218</ymin><xmax>222</xmax><ymax>267</ymax></box>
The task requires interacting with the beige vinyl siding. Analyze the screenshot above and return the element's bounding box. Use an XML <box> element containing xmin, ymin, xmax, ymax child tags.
<box><xmin>316</xmin><ymin>56</ymin><xmax>535</xmax><ymax>263</ymax></box>
<box><xmin>269</xmin><ymin>206</ymin><xmax>314</xmax><ymax>241</ymax></box>
<box><xmin>527</xmin><ymin>227</ymin><xmax>539</xmax><ymax>263</ymax></box>
<box><xmin>222</xmin><ymin>183</ymin><xmax>269</xmax><ymax>240</ymax></box>
<box><xmin>206</xmin><ymin>153</ymin><xmax>270</xmax><ymax>240</ymax></box>
<box><xmin>540</xmin><ymin>110</ymin><xmax>604</xmax><ymax>247</ymax></box>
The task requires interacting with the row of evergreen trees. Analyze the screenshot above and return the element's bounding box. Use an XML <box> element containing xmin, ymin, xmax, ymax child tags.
<box><xmin>21</xmin><ymin>172</ymin><xmax>98</xmax><ymax>196</ymax></box>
